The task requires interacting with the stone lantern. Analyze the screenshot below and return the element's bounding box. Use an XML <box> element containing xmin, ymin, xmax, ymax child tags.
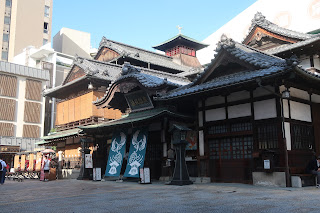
<box><xmin>169</xmin><ymin>124</ymin><xmax>193</xmax><ymax>186</ymax></box>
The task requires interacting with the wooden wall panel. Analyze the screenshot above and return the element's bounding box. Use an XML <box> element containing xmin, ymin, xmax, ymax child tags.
<box><xmin>24</xmin><ymin>101</ymin><xmax>41</xmax><ymax>123</ymax></box>
<box><xmin>56</xmin><ymin>102</ymin><xmax>63</xmax><ymax>125</ymax></box>
<box><xmin>0</xmin><ymin>122</ymin><xmax>14</xmax><ymax>136</ymax></box>
<box><xmin>25</xmin><ymin>79</ymin><xmax>42</xmax><ymax>101</ymax></box>
<box><xmin>23</xmin><ymin>125</ymin><xmax>40</xmax><ymax>138</ymax></box>
<box><xmin>63</xmin><ymin>101</ymin><xmax>69</xmax><ymax>124</ymax></box>
<box><xmin>96</xmin><ymin>47</ymin><xmax>120</xmax><ymax>62</ymax></box>
<box><xmin>74</xmin><ymin>96</ymin><xmax>81</xmax><ymax>121</ymax></box>
<box><xmin>0</xmin><ymin>74</ymin><xmax>17</xmax><ymax>97</ymax></box>
<box><xmin>68</xmin><ymin>99</ymin><xmax>75</xmax><ymax>123</ymax></box>
<box><xmin>0</xmin><ymin>98</ymin><xmax>16</xmax><ymax>121</ymax></box>
<box><xmin>80</xmin><ymin>92</ymin><xmax>92</xmax><ymax>120</ymax></box>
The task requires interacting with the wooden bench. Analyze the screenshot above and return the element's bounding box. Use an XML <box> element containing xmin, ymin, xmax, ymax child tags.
<box><xmin>290</xmin><ymin>167</ymin><xmax>316</xmax><ymax>187</ymax></box>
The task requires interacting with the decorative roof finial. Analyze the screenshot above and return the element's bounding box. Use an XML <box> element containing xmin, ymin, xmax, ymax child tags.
<box><xmin>176</xmin><ymin>25</ymin><xmax>183</xmax><ymax>34</ymax></box>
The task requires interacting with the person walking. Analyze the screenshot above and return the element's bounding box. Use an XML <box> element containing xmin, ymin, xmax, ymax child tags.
<box><xmin>43</xmin><ymin>155</ymin><xmax>51</xmax><ymax>181</ymax></box>
<box><xmin>0</xmin><ymin>156</ymin><xmax>7</xmax><ymax>185</ymax></box>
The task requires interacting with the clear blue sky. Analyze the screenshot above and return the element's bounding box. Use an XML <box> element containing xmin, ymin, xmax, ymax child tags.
<box><xmin>52</xmin><ymin>0</ymin><xmax>257</xmax><ymax>51</ymax></box>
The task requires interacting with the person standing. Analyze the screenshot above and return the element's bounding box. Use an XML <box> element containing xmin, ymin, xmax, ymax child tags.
<box><xmin>43</xmin><ymin>155</ymin><xmax>51</xmax><ymax>181</ymax></box>
<box><xmin>0</xmin><ymin>157</ymin><xmax>7</xmax><ymax>185</ymax></box>
<box><xmin>306</xmin><ymin>155</ymin><xmax>320</xmax><ymax>188</ymax></box>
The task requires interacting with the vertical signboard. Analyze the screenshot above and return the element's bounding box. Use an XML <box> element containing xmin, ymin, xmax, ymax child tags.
<box><xmin>105</xmin><ymin>131</ymin><xmax>127</xmax><ymax>177</ymax></box>
<box><xmin>85</xmin><ymin>154</ymin><xmax>93</xmax><ymax>169</ymax></box>
<box><xmin>124</xmin><ymin>128</ymin><xmax>148</xmax><ymax>178</ymax></box>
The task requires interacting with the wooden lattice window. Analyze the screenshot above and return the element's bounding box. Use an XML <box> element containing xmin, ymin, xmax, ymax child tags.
<box><xmin>0</xmin><ymin>98</ymin><xmax>15</xmax><ymax>121</ymax></box>
<box><xmin>208</xmin><ymin>124</ymin><xmax>228</xmax><ymax>134</ymax></box>
<box><xmin>0</xmin><ymin>122</ymin><xmax>14</xmax><ymax>136</ymax></box>
<box><xmin>256</xmin><ymin>123</ymin><xmax>278</xmax><ymax>149</ymax></box>
<box><xmin>291</xmin><ymin>123</ymin><xmax>314</xmax><ymax>150</ymax></box>
<box><xmin>209</xmin><ymin>136</ymin><xmax>253</xmax><ymax>160</ymax></box>
<box><xmin>23</xmin><ymin>125</ymin><xmax>40</xmax><ymax>138</ymax></box>
<box><xmin>0</xmin><ymin>74</ymin><xmax>17</xmax><ymax>97</ymax></box>
<box><xmin>24</xmin><ymin>101</ymin><xmax>41</xmax><ymax>123</ymax></box>
<box><xmin>25</xmin><ymin>79</ymin><xmax>42</xmax><ymax>101</ymax></box>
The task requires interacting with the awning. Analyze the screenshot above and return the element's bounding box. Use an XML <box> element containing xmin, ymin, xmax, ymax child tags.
<box><xmin>80</xmin><ymin>107</ymin><xmax>193</xmax><ymax>132</ymax></box>
<box><xmin>37</xmin><ymin>128</ymin><xmax>82</xmax><ymax>145</ymax></box>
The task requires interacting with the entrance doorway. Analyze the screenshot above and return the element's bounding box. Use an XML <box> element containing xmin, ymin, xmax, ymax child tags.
<box><xmin>209</xmin><ymin>136</ymin><xmax>253</xmax><ymax>183</ymax></box>
<box><xmin>145</xmin><ymin>131</ymin><xmax>163</xmax><ymax>180</ymax></box>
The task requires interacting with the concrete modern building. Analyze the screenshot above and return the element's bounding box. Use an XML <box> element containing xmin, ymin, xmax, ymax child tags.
<box><xmin>0</xmin><ymin>0</ymin><xmax>53</xmax><ymax>62</ymax></box>
<box><xmin>14</xmin><ymin>43</ymin><xmax>74</xmax><ymax>135</ymax></box>
<box><xmin>53</xmin><ymin>28</ymin><xmax>91</xmax><ymax>58</ymax></box>
<box><xmin>0</xmin><ymin>60</ymin><xmax>49</xmax><ymax>152</ymax></box>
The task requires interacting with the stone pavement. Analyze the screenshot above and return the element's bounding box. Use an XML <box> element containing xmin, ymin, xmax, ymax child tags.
<box><xmin>0</xmin><ymin>179</ymin><xmax>320</xmax><ymax>213</ymax></box>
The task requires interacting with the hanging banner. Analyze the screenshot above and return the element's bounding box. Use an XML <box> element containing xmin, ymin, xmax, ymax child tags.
<box><xmin>124</xmin><ymin>128</ymin><xmax>148</xmax><ymax>178</ymax></box>
<box><xmin>105</xmin><ymin>130</ymin><xmax>127</xmax><ymax>177</ymax></box>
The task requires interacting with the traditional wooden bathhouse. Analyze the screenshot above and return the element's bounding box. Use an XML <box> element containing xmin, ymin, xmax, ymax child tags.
<box><xmin>40</xmin><ymin>34</ymin><xmax>206</xmax><ymax>177</ymax></box>
<box><xmin>156</xmin><ymin>25</ymin><xmax>320</xmax><ymax>186</ymax></box>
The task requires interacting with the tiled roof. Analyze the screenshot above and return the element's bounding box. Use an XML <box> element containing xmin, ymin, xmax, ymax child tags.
<box><xmin>156</xmin><ymin>35</ymin><xmax>289</xmax><ymax>100</ymax></box>
<box><xmin>39</xmin><ymin>128</ymin><xmax>82</xmax><ymax>143</ymax></box>
<box><xmin>98</xmin><ymin>37</ymin><xmax>191</xmax><ymax>73</ymax></box>
<box><xmin>113</xmin><ymin>63</ymin><xmax>183</xmax><ymax>88</ymax></box>
<box><xmin>265</xmin><ymin>36</ymin><xmax>320</xmax><ymax>55</ymax></box>
<box><xmin>44</xmin><ymin>58</ymin><xmax>190</xmax><ymax>96</ymax></box>
<box><xmin>80</xmin><ymin>107</ymin><xmax>193</xmax><ymax>131</ymax></box>
<box><xmin>193</xmin><ymin>35</ymin><xmax>287</xmax><ymax>84</ymax></box>
<box><xmin>156</xmin><ymin>66</ymin><xmax>287</xmax><ymax>100</ymax></box>
<box><xmin>93</xmin><ymin>63</ymin><xmax>189</xmax><ymax>106</ymax></box>
<box><xmin>246</xmin><ymin>12</ymin><xmax>316</xmax><ymax>41</ymax></box>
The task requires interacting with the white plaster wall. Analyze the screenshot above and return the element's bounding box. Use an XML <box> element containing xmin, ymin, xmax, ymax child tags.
<box><xmin>227</xmin><ymin>91</ymin><xmax>250</xmax><ymax>102</ymax></box>
<box><xmin>290</xmin><ymin>101</ymin><xmax>312</xmax><ymax>122</ymax></box>
<box><xmin>198</xmin><ymin>111</ymin><xmax>203</xmax><ymax>127</ymax></box>
<box><xmin>16</xmin><ymin>76</ymin><xmax>26</xmax><ymax>137</ymax></box>
<box><xmin>205</xmin><ymin>96</ymin><xmax>225</xmax><ymax>106</ymax></box>
<box><xmin>253</xmin><ymin>86</ymin><xmax>275</xmax><ymax>98</ymax></box>
<box><xmin>228</xmin><ymin>103</ymin><xmax>251</xmax><ymax>119</ymax></box>
<box><xmin>205</xmin><ymin>108</ymin><xmax>226</xmax><ymax>122</ymax></box>
<box><xmin>199</xmin><ymin>130</ymin><xmax>204</xmax><ymax>156</ymax></box>
<box><xmin>311</xmin><ymin>93</ymin><xmax>320</xmax><ymax>103</ymax></box>
<box><xmin>254</xmin><ymin>99</ymin><xmax>277</xmax><ymax>120</ymax></box>
<box><xmin>288</xmin><ymin>87</ymin><xmax>309</xmax><ymax>101</ymax></box>
<box><xmin>285</xmin><ymin>122</ymin><xmax>291</xmax><ymax>150</ymax></box>
<box><xmin>40</xmin><ymin>82</ymin><xmax>46</xmax><ymax>137</ymax></box>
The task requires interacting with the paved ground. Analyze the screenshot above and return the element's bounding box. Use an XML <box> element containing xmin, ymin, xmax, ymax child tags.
<box><xmin>1</xmin><ymin>178</ymin><xmax>320</xmax><ymax>213</ymax></box>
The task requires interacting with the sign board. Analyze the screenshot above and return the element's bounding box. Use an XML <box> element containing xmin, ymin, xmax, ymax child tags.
<box><xmin>85</xmin><ymin>154</ymin><xmax>93</xmax><ymax>168</ymax></box>
<box><xmin>139</xmin><ymin>167</ymin><xmax>151</xmax><ymax>184</ymax></box>
<box><xmin>0</xmin><ymin>145</ymin><xmax>20</xmax><ymax>153</ymax></box>
<box><xmin>124</xmin><ymin>90</ymin><xmax>153</xmax><ymax>112</ymax></box>
<box><xmin>93</xmin><ymin>168</ymin><xmax>101</xmax><ymax>181</ymax></box>
<box><xmin>264</xmin><ymin>159</ymin><xmax>271</xmax><ymax>169</ymax></box>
